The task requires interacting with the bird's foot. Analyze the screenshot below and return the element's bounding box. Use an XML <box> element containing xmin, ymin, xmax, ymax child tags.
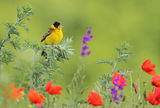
<box><xmin>53</xmin><ymin>44</ymin><xmax>60</xmax><ymax>49</ymax></box>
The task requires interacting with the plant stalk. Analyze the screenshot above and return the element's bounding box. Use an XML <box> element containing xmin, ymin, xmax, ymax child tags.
<box><xmin>0</xmin><ymin>22</ymin><xmax>18</xmax><ymax>76</ymax></box>
<box><xmin>129</xmin><ymin>72</ymin><xmax>133</xmax><ymax>107</ymax></box>
<box><xmin>0</xmin><ymin>50</ymin><xmax>2</xmax><ymax>76</ymax></box>
<box><xmin>30</xmin><ymin>50</ymin><xmax>37</xmax><ymax>88</ymax></box>
<box><xmin>0</xmin><ymin>22</ymin><xmax>18</xmax><ymax>51</ymax></box>
<box><xmin>111</xmin><ymin>60</ymin><xmax>118</xmax><ymax>75</ymax></box>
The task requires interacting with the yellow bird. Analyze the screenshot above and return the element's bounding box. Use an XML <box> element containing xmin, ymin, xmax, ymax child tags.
<box><xmin>41</xmin><ymin>21</ymin><xmax>63</xmax><ymax>56</ymax></box>
<box><xmin>41</xmin><ymin>21</ymin><xmax>63</xmax><ymax>45</ymax></box>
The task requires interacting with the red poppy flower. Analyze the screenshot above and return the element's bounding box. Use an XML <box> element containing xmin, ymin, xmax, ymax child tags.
<box><xmin>112</xmin><ymin>72</ymin><xmax>127</xmax><ymax>87</ymax></box>
<box><xmin>1</xmin><ymin>82</ymin><xmax>24</xmax><ymax>100</ymax></box>
<box><xmin>151</xmin><ymin>75</ymin><xmax>160</xmax><ymax>87</ymax></box>
<box><xmin>45</xmin><ymin>80</ymin><xmax>63</xmax><ymax>95</ymax></box>
<box><xmin>146</xmin><ymin>87</ymin><xmax>160</xmax><ymax>105</ymax></box>
<box><xmin>87</xmin><ymin>91</ymin><xmax>103</xmax><ymax>106</ymax></box>
<box><xmin>8</xmin><ymin>83</ymin><xmax>24</xmax><ymax>100</ymax></box>
<box><xmin>27</xmin><ymin>88</ymin><xmax>45</xmax><ymax>107</ymax></box>
<box><xmin>142</xmin><ymin>59</ymin><xmax>156</xmax><ymax>75</ymax></box>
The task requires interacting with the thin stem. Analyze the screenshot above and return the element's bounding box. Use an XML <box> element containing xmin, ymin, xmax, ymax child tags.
<box><xmin>30</xmin><ymin>50</ymin><xmax>37</xmax><ymax>88</ymax></box>
<box><xmin>0</xmin><ymin>51</ymin><xmax>2</xmax><ymax>77</ymax></box>
<box><xmin>0</xmin><ymin>22</ymin><xmax>18</xmax><ymax>76</ymax></box>
<box><xmin>52</xmin><ymin>96</ymin><xmax>55</xmax><ymax>108</ymax></box>
<box><xmin>0</xmin><ymin>36</ymin><xmax>8</xmax><ymax>51</ymax></box>
<box><xmin>0</xmin><ymin>22</ymin><xmax>18</xmax><ymax>51</ymax></box>
<box><xmin>111</xmin><ymin>60</ymin><xmax>118</xmax><ymax>75</ymax></box>
<box><xmin>47</xmin><ymin>96</ymin><xmax>50</xmax><ymax>108</ymax></box>
<box><xmin>0</xmin><ymin>33</ymin><xmax>10</xmax><ymax>78</ymax></box>
<box><xmin>138</xmin><ymin>74</ymin><xmax>141</xmax><ymax>100</ymax></box>
<box><xmin>0</xmin><ymin>34</ymin><xmax>9</xmax><ymax>76</ymax></box>
<box><xmin>129</xmin><ymin>72</ymin><xmax>133</xmax><ymax>107</ymax></box>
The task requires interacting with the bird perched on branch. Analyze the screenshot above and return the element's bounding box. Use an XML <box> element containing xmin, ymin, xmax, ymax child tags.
<box><xmin>41</xmin><ymin>21</ymin><xmax>63</xmax><ymax>45</ymax></box>
<box><xmin>41</xmin><ymin>21</ymin><xmax>63</xmax><ymax>56</ymax></box>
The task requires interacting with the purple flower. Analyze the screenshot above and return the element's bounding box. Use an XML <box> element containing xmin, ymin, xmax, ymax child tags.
<box><xmin>116</xmin><ymin>102</ymin><xmax>120</xmax><ymax>104</ymax></box>
<box><xmin>113</xmin><ymin>95</ymin><xmax>119</xmax><ymax>101</ymax></box>
<box><xmin>87</xmin><ymin>29</ymin><xmax>91</xmax><ymax>35</ymax></box>
<box><xmin>118</xmin><ymin>86</ymin><xmax>124</xmax><ymax>91</ymax></box>
<box><xmin>83</xmin><ymin>40</ymin><xmax>87</xmax><ymax>44</ymax></box>
<box><xmin>121</xmin><ymin>74</ymin><xmax>124</xmax><ymax>78</ymax></box>
<box><xmin>115</xmin><ymin>77</ymin><xmax>120</xmax><ymax>81</ymax></box>
<box><xmin>119</xmin><ymin>93</ymin><xmax>123</xmax><ymax>98</ymax></box>
<box><xmin>82</xmin><ymin>45</ymin><xmax>88</xmax><ymax>51</ymax></box>
<box><xmin>81</xmin><ymin>51</ymin><xmax>85</xmax><ymax>56</ymax></box>
<box><xmin>111</xmin><ymin>87</ymin><xmax>116</xmax><ymax>92</ymax></box>
<box><xmin>113</xmin><ymin>76</ymin><xmax>120</xmax><ymax>86</ymax></box>
<box><xmin>110</xmin><ymin>74</ymin><xmax>125</xmax><ymax>104</ymax></box>
<box><xmin>39</xmin><ymin>106</ymin><xmax>45</xmax><ymax>108</ymax></box>
<box><xmin>86</xmin><ymin>51</ymin><xmax>91</xmax><ymax>56</ymax></box>
<box><xmin>82</xmin><ymin>36</ymin><xmax>91</xmax><ymax>44</ymax></box>
<box><xmin>121</xmin><ymin>81</ymin><xmax>126</xmax><ymax>85</ymax></box>
<box><xmin>111</xmin><ymin>87</ymin><xmax>117</xmax><ymax>96</ymax></box>
<box><xmin>90</xmin><ymin>35</ymin><xmax>93</xmax><ymax>38</ymax></box>
<box><xmin>81</xmin><ymin>28</ymin><xmax>93</xmax><ymax>57</ymax></box>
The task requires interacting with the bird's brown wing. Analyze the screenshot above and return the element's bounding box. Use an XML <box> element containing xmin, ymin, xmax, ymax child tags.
<box><xmin>41</xmin><ymin>30</ymin><xmax>52</xmax><ymax>42</ymax></box>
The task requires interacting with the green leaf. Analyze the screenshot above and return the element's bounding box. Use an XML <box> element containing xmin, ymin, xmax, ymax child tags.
<box><xmin>43</xmin><ymin>38</ymin><xmax>74</xmax><ymax>63</ymax></box>
<box><xmin>0</xmin><ymin>36</ymin><xmax>2</xmax><ymax>45</ymax></box>
<box><xmin>23</xmin><ymin>40</ymin><xmax>41</xmax><ymax>51</ymax></box>
<box><xmin>13</xmin><ymin>60</ymin><xmax>31</xmax><ymax>89</ymax></box>
<box><xmin>16</xmin><ymin>3</ymin><xmax>34</xmax><ymax>32</ymax></box>
<box><xmin>18</xmin><ymin>22</ymin><xmax>29</xmax><ymax>32</ymax></box>
<box><xmin>17</xmin><ymin>3</ymin><xmax>34</xmax><ymax>22</ymax></box>
<box><xmin>97</xmin><ymin>59</ymin><xmax>113</xmax><ymax>66</ymax></box>
<box><xmin>66</xmin><ymin>63</ymin><xmax>86</xmax><ymax>103</ymax></box>
<box><xmin>5</xmin><ymin>22</ymin><xmax>19</xmax><ymax>37</ymax></box>
<box><xmin>1</xmin><ymin>48</ymin><xmax>15</xmax><ymax>64</ymax></box>
<box><xmin>10</xmin><ymin>37</ymin><xmax>21</xmax><ymax>49</ymax></box>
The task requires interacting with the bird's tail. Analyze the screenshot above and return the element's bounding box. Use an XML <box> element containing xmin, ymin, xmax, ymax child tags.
<box><xmin>41</xmin><ymin>50</ymin><xmax>47</xmax><ymax>56</ymax></box>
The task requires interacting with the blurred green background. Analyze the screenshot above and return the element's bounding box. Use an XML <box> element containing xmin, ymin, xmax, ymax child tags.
<box><xmin>1</xmin><ymin>0</ymin><xmax>160</xmax><ymax>97</ymax></box>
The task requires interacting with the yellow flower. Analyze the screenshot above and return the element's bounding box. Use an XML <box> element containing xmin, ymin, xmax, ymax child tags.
<box><xmin>29</xmin><ymin>104</ymin><xmax>33</xmax><ymax>108</ymax></box>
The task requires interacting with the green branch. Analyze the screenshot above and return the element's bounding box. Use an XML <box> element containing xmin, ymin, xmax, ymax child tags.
<box><xmin>98</xmin><ymin>42</ymin><xmax>133</xmax><ymax>75</ymax></box>
<box><xmin>0</xmin><ymin>4</ymin><xmax>33</xmax><ymax>51</ymax></box>
<box><xmin>0</xmin><ymin>3</ymin><xmax>33</xmax><ymax>76</ymax></box>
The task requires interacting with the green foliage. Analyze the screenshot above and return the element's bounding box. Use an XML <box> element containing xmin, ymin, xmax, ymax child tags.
<box><xmin>58</xmin><ymin>38</ymin><xmax>74</xmax><ymax>60</ymax></box>
<box><xmin>96</xmin><ymin>73</ymin><xmax>113</xmax><ymax>92</ymax></box>
<box><xmin>5</xmin><ymin>23</ymin><xmax>19</xmax><ymax>37</ymax></box>
<box><xmin>94</xmin><ymin>42</ymin><xmax>133</xmax><ymax>106</ymax></box>
<box><xmin>1</xmin><ymin>48</ymin><xmax>15</xmax><ymax>64</ymax></box>
<box><xmin>1</xmin><ymin>1</ymin><xmax>160</xmax><ymax>108</ymax></box>
<box><xmin>98</xmin><ymin>60</ymin><xmax>113</xmax><ymax>66</ymax></box>
<box><xmin>13</xmin><ymin>61</ymin><xmax>31</xmax><ymax>90</ymax></box>
<box><xmin>32</xmin><ymin>63</ymin><xmax>47</xmax><ymax>90</ymax></box>
<box><xmin>21</xmin><ymin>38</ymin><xmax>74</xmax><ymax>92</ymax></box>
<box><xmin>0</xmin><ymin>3</ymin><xmax>33</xmax><ymax>65</ymax></box>
<box><xmin>94</xmin><ymin>73</ymin><xmax>113</xmax><ymax>105</ymax></box>
<box><xmin>66</xmin><ymin>63</ymin><xmax>87</xmax><ymax>106</ymax></box>
<box><xmin>4</xmin><ymin>3</ymin><xmax>33</xmax><ymax>40</ymax></box>
<box><xmin>0</xmin><ymin>37</ymin><xmax>2</xmax><ymax>45</ymax></box>
<box><xmin>98</xmin><ymin>42</ymin><xmax>132</xmax><ymax>66</ymax></box>
<box><xmin>98</xmin><ymin>42</ymin><xmax>133</xmax><ymax>74</ymax></box>
<box><xmin>115</xmin><ymin>42</ymin><xmax>133</xmax><ymax>63</ymax></box>
<box><xmin>16</xmin><ymin>3</ymin><xmax>34</xmax><ymax>32</ymax></box>
<box><xmin>44</xmin><ymin>38</ymin><xmax>74</xmax><ymax>62</ymax></box>
<box><xmin>23</xmin><ymin>40</ymin><xmax>42</xmax><ymax>52</ymax></box>
<box><xmin>10</xmin><ymin>37</ymin><xmax>21</xmax><ymax>49</ymax></box>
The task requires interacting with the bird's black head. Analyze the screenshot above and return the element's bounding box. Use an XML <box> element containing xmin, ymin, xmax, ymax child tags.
<box><xmin>53</xmin><ymin>21</ymin><xmax>60</xmax><ymax>28</ymax></box>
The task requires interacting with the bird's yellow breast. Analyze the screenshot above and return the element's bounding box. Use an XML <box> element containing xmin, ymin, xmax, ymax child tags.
<box><xmin>44</xmin><ymin>29</ymin><xmax>63</xmax><ymax>45</ymax></box>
